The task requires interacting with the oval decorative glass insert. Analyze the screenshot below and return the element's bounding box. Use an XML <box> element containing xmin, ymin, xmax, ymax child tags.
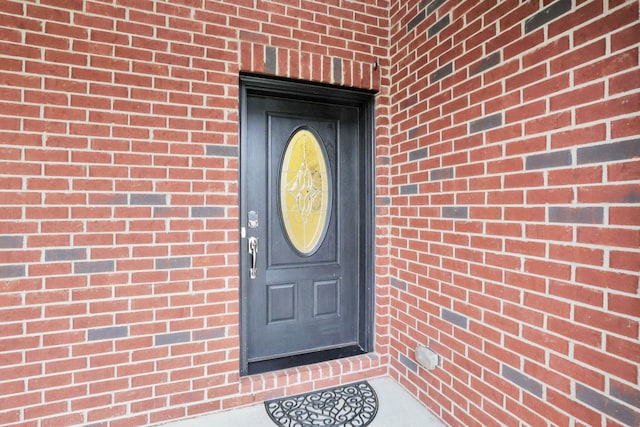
<box><xmin>280</xmin><ymin>129</ymin><xmax>331</xmax><ymax>255</ymax></box>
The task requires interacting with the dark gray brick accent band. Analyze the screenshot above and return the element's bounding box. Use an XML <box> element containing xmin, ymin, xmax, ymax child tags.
<box><xmin>407</xmin><ymin>10</ymin><xmax>425</xmax><ymax>32</ymax></box>
<box><xmin>206</xmin><ymin>144</ymin><xmax>238</xmax><ymax>158</ymax></box>
<box><xmin>45</xmin><ymin>248</ymin><xmax>87</xmax><ymax>262</ymax></box>
<box><xmin>408</xmin><ymin>125</ymin><xmax>421</xmax><ymax>139</ymax></box>
<box><xmin>401</xmin><ymin>184</ymin><xmax>418</xmax><ymax>195</ymax></box>
<box><xmin>428</xmin><ymin>14</ymin><xmax>450</xmax><ymax>38</ymax></box>
<box><xmin>155</xmin><ymin>331</ymin><xmax>190</xmax><ymax>346</ymax></box>
<box><xmin>191</xmin><ymin>206</ymin><xmax>225</xmax><ymax>218</ymax></box>
<box><xmin>153</xmin><ymin>207</ymin><xmax>183</xmax><ymax>218</ymax></box>
<box><xmin>525</xmin><ymin>0</ymin><xmax>572</xmax><ymax>34</ymax></box>
<box><xmin>130</xmin><ymin>193</ymin><xmax>167</xmax><ymax>205</ymax></box>
<box><xmin>88</xmin><ymin>326</ymin><xmax>129</xmax><ymax>341</ymax></box>
<box><xmin>409</xmin><ymin>147</ymin><xmax>430</xmax><ymax>162</ymax></box>
<box><xmin>442</xmin><ymin>308</ymin><xmax>468</xmax><ymax>329</ymax></box>
<box><xmin>442</xmin><ymin>206</ymin><xmax>468</xmax><ymax>219</ymax></box>
<box><xmin>549</xmin><ymin>206</ymin><xmax>604</xmax><ymax>224</ymax></box>
<box><xmin>399</xmin><ymin>353</ymin><xmax>418</xmax><ymax>373</ymax></box>
<box><xmin>92</xmin><ymin>194</ymin><xmax>127</xmax><ymax>205</ymax></box>
<box><xmin>390</xmin><ymin>277</ymin><xmax>407</xmax><ymax>291</ymax></box>
<box><xmin>623</xmin><ymin>190</ymin><xmax>640</xmax><ymax>203</ymax></box>
<box><xmin>377</xmin><ymin>196</ymin><xmax>391</xmax><ymax>206</ymax></box>
<box><xmin>577</xmin><ymin>384</ymin><xmax>640</xmax><ymax>427</ymax></box>
<box><xmin>379</xmin><ymin>156</ymin><xmax>390</xmax><ymax>165</ymax></box>
<box><xmin>0</xmin><ymin>235</ymin><xmax>23</xmax><ymax>249</ymax></box>
<box><xmin>577</xmin><ymin>139</ymin><xmax>640</xmax><ymax>165</ymax></box>
<box><xmin>402</xmin><ymin>95</ymin><xmax>418</xmax><ymax>110</ymax></box>
<box><xmin>265</xmin><ymin>46</ymin><xmax>276</xmax><ymax>73</ymax></box>
<box><xmin>430</xmin><ymin>167</ymin><xmax>453</xmax><ymax>181</ymax></box>
<box><xmin>333</xmin><ymin>57</ymin><xmax>342</xmax><ymax>84</ymax></box>
<box><xmin>502</xmin><ymin>365</ymin><xmax>543</xmax><ymax>398</ymax></box>
<box><xmin>0</xmin><ymin>265</ymin><xmax>26</xmax><ymax>278</ymax></box>
<box><xmin>426</xmin><ymin>0</ymin><xmax>447</xmax><ymax>15</ymax></box>
<box><xmin>525</xmin><ymin>150</ymin><xmax>572</xmax><ymax>170</ymax></box>
<box><xmin>611</xmin><ymin>381</ymin><xmax>640</xmax><ymax>410</ymax></box>
<box><xmin>431</xmin><ymin>62</ymin><xmax>453</xmax><ymax>83</ymax></box>
<box><xmin>155</xmin><ymin>256</ymin><xmax>191</xmax><ymax>270</ymax></box>
<box><xmin>470</xmin><ymin>113</ymin><xmax>502</xmax><ymax>134</ymax></box>
<box><xmin>74</xmin><ymin>260</ymin><xmax>115</xmax><ymax>274</ymax></box>
<box><xmin>470</xmin><ymin>51</ymin><xmax>501</xmax><ymax>76</ymax></box>
<box><xmin>193</xmin><ymin>327</ymin><xmax>225</xmax><ymax>341</ymax></box>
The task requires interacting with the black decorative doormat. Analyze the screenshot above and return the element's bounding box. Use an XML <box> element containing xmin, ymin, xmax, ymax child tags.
<box><xmin>264</xmin><ymin>381</ymin><xmax>379</xmax><ymax>427</ymax></box>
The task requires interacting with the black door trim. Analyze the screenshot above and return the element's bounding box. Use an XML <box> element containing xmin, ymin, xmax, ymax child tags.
<box><xmin>239</xmin><ymin>73</ymin><xmax>376</xmax><ymax>376</ymax></box>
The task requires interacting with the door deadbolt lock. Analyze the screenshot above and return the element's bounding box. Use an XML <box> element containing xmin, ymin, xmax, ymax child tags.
<box><xmin>248</xmin><ymin>211</ymin><xmax>259</xmax><ymax>228</ymax></box>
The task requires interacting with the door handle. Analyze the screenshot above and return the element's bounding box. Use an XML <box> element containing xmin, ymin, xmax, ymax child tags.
<box><xmin>248</xmin><ymin>236</ymin><xmax>258</xmax><ymax>279</ymax></box>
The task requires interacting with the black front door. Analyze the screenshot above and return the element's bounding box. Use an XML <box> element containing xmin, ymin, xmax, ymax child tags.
<box><xmin>239</xmin><ymin>75</ymin><xmax>375</xmax><ymax>375</ymax></box>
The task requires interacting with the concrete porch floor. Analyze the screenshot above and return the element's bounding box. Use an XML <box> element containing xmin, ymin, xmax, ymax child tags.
<box><xmin>162</xmin><ymin>377</ymin><xmax>445</xmax><ymax>427</ymax></box>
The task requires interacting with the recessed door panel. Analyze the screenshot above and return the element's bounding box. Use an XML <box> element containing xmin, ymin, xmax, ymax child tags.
<box><xmin>314</xmin><ymin>280</ymin><xmax>340</xmax><ymax>318</ymax></box>
<box><xmin>267</xmin><ymin>283</ymin><xmax>297</xmax><ymax>324</ymax></box>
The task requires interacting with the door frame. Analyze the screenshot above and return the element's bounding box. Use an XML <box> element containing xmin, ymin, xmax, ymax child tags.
<box><xmin>238</xmin><ymin>73</ymin><xmax>376</xmax><ymax>376</ymax></box>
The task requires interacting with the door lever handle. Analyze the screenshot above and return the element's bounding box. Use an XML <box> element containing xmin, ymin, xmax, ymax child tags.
<box><xmin>248</xmin><ymin>236</ymin><xmax>258</xmax><ymax>279</ymax></box>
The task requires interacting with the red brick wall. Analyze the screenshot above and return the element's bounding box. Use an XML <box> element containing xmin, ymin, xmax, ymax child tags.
<box><xmin>0</xmin><ymin>1</ymin><xmax>390</xmax><ymax>425</ymax></box>
<box><xmin>388</xmin><ymin>0</ymin><xmax>640</xmax><ymax>426</ymax></box>
<box><xmin>1</xmin><ymin>0</ymin><xmax>639</xmax><ymax>426</ymax></box>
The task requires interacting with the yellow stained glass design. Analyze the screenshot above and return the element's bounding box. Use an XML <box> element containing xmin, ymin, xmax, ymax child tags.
<box><xmin>280</xmin><ymin>129</ymin><xmax>330</xmax><ymax>255</ymax></box>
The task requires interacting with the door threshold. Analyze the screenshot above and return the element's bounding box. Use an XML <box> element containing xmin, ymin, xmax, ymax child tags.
<box><xmin>247</xmin><ymin>345</ymin><xmax>366</xmax><ymax>375</ymax></box>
